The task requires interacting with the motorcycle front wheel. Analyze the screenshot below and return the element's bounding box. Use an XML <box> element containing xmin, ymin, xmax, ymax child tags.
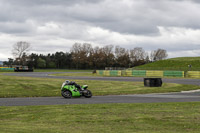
<box><xmin>84</xmin><ymin>90</ymin><xmax>92</xmax><ymax>98</ymax></box>
<box><xmin>61</xmin><ymin>90</ymin><xmax>72</xmax><ymax>98</ymax></box>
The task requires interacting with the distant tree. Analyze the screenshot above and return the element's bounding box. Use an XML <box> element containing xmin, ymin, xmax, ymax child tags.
<box><xmin>65</xmin><ymin>52</ymin><xmax>72</xmax><ymax>69</ymax></box>
<box><xmin>115</xmin><ymin>46</ymin><xmax>130</xmax><ymax>67</ymax></box>
<box><xmin>23</xmin><ymin>43</ymin><xmax>168</xmax><ymax>69</ymax></box>
<box><xmin>89</xmin><ymin>46</ymin><xmax>104</xmax><ymax>69</ymax></box>
<box><xmin>129</xmin><ymin>47</ymin><xmax>147</xmax><ymax>66</ymax></box>
<box><xmin>71</xmin><ymin>43</ymin><xmax>92</xmax><ymax>69</ymax></box>
<box><xmin>12</xmin><ymin>41</ymin><xmax>31</xmax><ymax>65</ymax></box>
<box><xmin>150</xmin><ymin>49</ymin><xmax>168</xmax><ymax>61</ymax></box>
<box><xmin>28</xmin><ymin>53</ymin><xmax>39</xmax><ymax>68</ymax></box>
<box><xmin>102</xmin><ymin>45</ymin><xmax>115</xmax><ymax>67</ymax></box>
<box><xmin>37</xmin><ymin>58</ymin><xmax>46</xmax><ymax>68</ymax></box>
<box><xmin>20</xmin><ymin>53</ymin><xmax>29</xmax><ymax>66</ymax></box>
<box><xmin>47</xmin><ymin>61</ymin><xmax>56</xmax><ymax>68</ymax></box>
<box><xmin>54</xmin><ymin>52</ymin><xmax>66</xmax><ymax>68</ymax></box>
<box><xmin>3</xmin><ymin>58</ymin><xmax>14</xmax><ymax>67</ymax></box>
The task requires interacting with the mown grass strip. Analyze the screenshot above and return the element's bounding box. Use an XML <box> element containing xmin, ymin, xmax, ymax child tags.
<box><xmin>0</xmin><ymin>102</ymin><xmax>200</xmax><ymax>133</ymax></box>
<box><xmin>0</xmin><ymin>74</ymin><xmax>200</xmax><ymax>98</ymax></box>
<box><xmin>34</xmin><ymin>69</ymin><xmax>92</xmax><ymax>72</ymax></box>
<box><xmin>50</xmin><ymin>72</ymin><xmax>98</xmax><ymax>77</ymax></box>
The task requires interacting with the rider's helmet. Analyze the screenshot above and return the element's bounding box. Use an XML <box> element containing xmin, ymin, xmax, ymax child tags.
<box><xmin>71</xmin><ymin>81</ymin><xmax>75</xmax><ymax>84</ymax></box>
<box><xmin>65</xmin><ymin>80</ymin><xmax>70</xmax><ymax>84</ymax></box>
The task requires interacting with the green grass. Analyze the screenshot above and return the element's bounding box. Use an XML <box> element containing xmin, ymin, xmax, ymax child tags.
<box><xmin>0</xmin><ymin>74</ymin><xmax>200</xmax><ymax>98</ymax></box>
<box><xmin>0</xmin><ymin>70</ymin><xmax>14</xmax><ymax>72</ymax></box>
<box><xmin>34</xmin><ymin>69</ymin><xmax>93</xmax><ymax>72</ymax></box>
<box><xmin>0</xmin><ymin>69</ymin><xmax>92</xmax><ymax>73</ymax></box>
<box><xmin>169</xmin><ymin>57</ymin><xmax>200</xmax><ymax>61</ymax></box>
<box><xmin>50</xmin><ymin>72</ymin><xmax>98</xmax><ymax>77</ymax></box>
<box><xmin>1</xmin><ymin>102</ymin><xmax>200</xmax><ymax>133</ymax></box>
<box><xmin>134</xmin><ymin>57</ymin><xmax>200</xmax><ymax>71</ymax></box>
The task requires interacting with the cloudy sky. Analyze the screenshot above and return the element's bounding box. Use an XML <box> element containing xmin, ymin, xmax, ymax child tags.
<box><xmin>0</xmin><ymin>0</ymin><xmax>200</xmax><ymax>61</ymax></box>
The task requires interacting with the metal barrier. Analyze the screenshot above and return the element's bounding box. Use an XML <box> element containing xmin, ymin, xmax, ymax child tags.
<box><xmin>146</xmin><ymin>70</ymin><xmax>163</xmax><ymax>77</ymax></box>
<box><xmin>132</xmin><ymin>70</ymin><xmax>146</xmax><ymax>77</ymax></box>
<box><xmin>96</xmin><ymin>70</ymin><xmax>197</xmax><ymax>78</ymax></box>
<box><xmin>164</xmin><ymin>71</ymin><xmax>184</xmax><ymax>77</ymax></box>
<box><xmin>0</xmin><ymin>67</ymin><xmax>14</xmax><ymax>71</ymax></box>
<box><xmin>187</xmin><ymin>71</ymin><xmax>200</xmax><ymax>78</ymax></box>
<box><xmin>103</xmin><ymin>70</ymin><xmax>110</xmax><ymax>76</ymax></box>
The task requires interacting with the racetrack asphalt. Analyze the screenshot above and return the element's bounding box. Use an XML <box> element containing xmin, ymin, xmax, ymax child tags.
<box><xmin>1</xmin><ymin>72</ymin><xmax>200</xmax><ymax>106</ymax></box>
<box><xmin>4</xmin><ymin>72</ymin><xmax>200</xmax><ymax>85</ymax></box>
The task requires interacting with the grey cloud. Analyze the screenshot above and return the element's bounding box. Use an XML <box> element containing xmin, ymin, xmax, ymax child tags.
<box><xmin>0</xmin><ymin>22</ymin><xmax>34</xmax><ymax>34</ymax></box>
<box><xmin>62</xmin><ymin>0</ymin><xmax>200</xmax><ymax>35</ymax></box>
<box><xmin>1</xmin><ymin>0</ymin><xmax>200</xmax><ymax>35</ymax></box>
<box><xmin>0</xmin><ymin>0</ymin><xmax>102</xmax><ymax>6</ymax></box>
<box><xmin>190</xmin><ymin>0</ymin><xmax>200</xmax><ymax>3</ymax></box>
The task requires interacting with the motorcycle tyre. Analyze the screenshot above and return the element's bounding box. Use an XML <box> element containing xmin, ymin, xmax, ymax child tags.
<box><xmin>84</xmin><ymin>90</ymin><xmax>92</xmax><ymax>98</ymax></box>
<box><xmin>61</xmin><ymin>90</ymin><xmax>72</xmax><ymax>98</ymax></box>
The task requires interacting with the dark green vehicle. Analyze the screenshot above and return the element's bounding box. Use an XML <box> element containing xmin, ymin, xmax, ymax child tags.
<box><xmin>61</xmin><ymin>80</ymin><xmax>92</xmax><ymax>98</ymax></box>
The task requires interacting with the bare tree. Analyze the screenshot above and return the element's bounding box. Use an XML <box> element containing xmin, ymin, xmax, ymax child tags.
<box><xmin>115</xmin><ymin>46</ymin><xmax>130</xmax><ymax>67</ymax></box>
<box><xmin>102</xmin><ymin>45</ymin><xmax>115</xmax><ymax>67</ymax></box>
<box><xmin>130</xmin><ymin>47</ymin><xmax>147</xmax><ymax>61</ymax></box>
<box><xmin>12</xmin><ymin>41</ymin><xmax>31</xmax><ymax>65</ymax></box>
<box><xmin>71</xmin><ymin>43</ymin><xmax>92</xmax><ymax>69</ymax></box>
<box><xmin>150</xmin><ymin>48</ymin><xmax>168</xmax><ymax>61</ymax></box>
<box><xmin>12</xmin><ymin>41</ymin><xmax>31</xmax><ymax>59</ymax></box>
<box><xmin>129</xmin><ymin>47</ymin><xmax>148</xmax><ymax>66</ymax></box>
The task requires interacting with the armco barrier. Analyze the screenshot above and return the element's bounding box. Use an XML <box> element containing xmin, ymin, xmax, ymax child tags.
<box><xmin>96</xmin><ymin>70</ymin><xmax>103</xmax><ymax>76</ymax></box>
<box><xmin>0</xmin><ymin>67</ymin><xmax>14</xmax><ymax>70</ymax></box>
<box><xmin>132</xmin><ymin>70</ymin><xmax>146</xmax><ymax>76</ymax></box>
<box><xmin>96</xmin><ymin>70</ymin><xmax>100</xmax><ymax>75</ymax></box>
<box><xmin>164</xmin><ymin>71</ymin><xmax>184</xmax><ymax>77</ymax></box>
<box><xmin>121</xmin><ymin>70</ymin><xmax>126</xmax><ymax>76</ymax></box>
<box><xmin>110</xmin><ymin>70</ymin><xmax>118</xmax><ymax>76</ymax></box>
<box><xmin>187</xmin><ymin>71</ymin><xmax>200</xmax><ymax>78</ymax></box>
<box><xmin>97</xmin><ymin>70</ymin><xmax>187</xmax><ymax>78</ymax></box>
<box><xmin>118</xmin><ymin>71</ymin><xmax>122</xmax><ymax>76</ymax></box>
<box><xmin>146</xmin><ymin>70</ymin><xmax>163</xmax><ymax>77</ymax></box>
<box><xmin>0</xmin><ymin>67</ymin><xmax>8</xmax><ymax>69</ymax></box>
<box><xmin>103</xmin><ymin>70</ymin><xmax>110</xmax><ymax>76</ymax></box>
<box><xmin>110</xmin><ymin>70</ymin><xmax>121</xmax><ymax>76</ymax></box>
<box><xmin>125</xmin><ymin>70</ymin><xmax>132</xmax><ymax>76</ymax></box>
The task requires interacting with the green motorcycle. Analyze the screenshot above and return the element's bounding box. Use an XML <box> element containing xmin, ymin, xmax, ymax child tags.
<box><xmin>61</xmin><ymin>80</ymin><xmax>92</xmax><ymax>98</ymax></box>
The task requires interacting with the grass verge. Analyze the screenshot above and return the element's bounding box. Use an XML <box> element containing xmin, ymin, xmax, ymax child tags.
<box><xmin>0</xmin><ymin>70</ymin><xmax>14</xmax><ymax>72</ymax></box>
<box><xmin>0</xmin><ymin>102</ymin><xmax>200</xmax><ymax>133</ymax></box>
<box><xmin>50</xmin><ymin>72</ymin><xmax>98</xmax><ymax>77</ymax></box>
<box><xmin>134</xmin><ymin>57</ymin><xmax>200</xmax><ymax>71</ymax></box>
<box><xmin>34</xmin><ymin>69</ymin><xmax>92</xmax><ymax>72</ymax></box>
<box><xmin>0</xmin><ymin>74</ymin><xmax>200</xmax><ymax>98</ymax></box>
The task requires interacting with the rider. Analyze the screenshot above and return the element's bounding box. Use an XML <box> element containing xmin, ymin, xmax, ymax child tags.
<box><xmin>68</xmin><ymin>81</ymin><xmax>82</xmax><ymax>91</ymax></box>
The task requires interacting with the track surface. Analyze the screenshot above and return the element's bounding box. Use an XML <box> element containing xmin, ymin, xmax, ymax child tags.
<box><xmin>1</xmin><ymin>92</ymin><xmax>200</xmax><ymax>106</ymax></box>
<box><xmin>1</xmin><ymin>72</ymin><xmax>200</xmax><ymax>106</ymax></box>
<box><xmin>4</xmin><ymin>72</ymin><xmax>200</xmax><ymax>86</ymax></box>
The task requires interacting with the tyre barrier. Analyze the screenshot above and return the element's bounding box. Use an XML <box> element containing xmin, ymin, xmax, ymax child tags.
<box><xmin>144</xmin><ymin>78</ymin><xmax>162</xmax><ymax>87</ymax></box>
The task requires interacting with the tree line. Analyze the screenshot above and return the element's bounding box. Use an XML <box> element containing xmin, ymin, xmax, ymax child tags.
<box><xmin>4</xmin><ymin>42</ymin><xmax>168</xmax><ymax>69</ymax></box>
